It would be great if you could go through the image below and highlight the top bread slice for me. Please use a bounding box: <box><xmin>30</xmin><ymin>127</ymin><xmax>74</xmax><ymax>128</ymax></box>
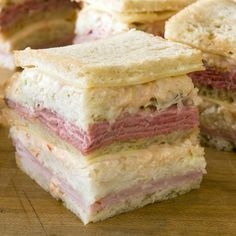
<box><xmin>165</xmin><ymin>0</ymin><xmax>236</xmax><ymax>64</ymax></box>
<box><xmin>81</xmin><ymin>0</ymin><xmax>195</xmax><ymax>13</ymax></box>
<box><xmin>14</xmin><ymin>30</ymin><xmax>203</xmax><ymax>88</ymax></box>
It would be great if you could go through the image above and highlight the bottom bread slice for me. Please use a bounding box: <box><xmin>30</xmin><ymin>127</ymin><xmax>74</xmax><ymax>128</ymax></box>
<box><xmin>16</xmin><ymin>145</ymin><xmax>204</xmax><ymax>225</ymax></box>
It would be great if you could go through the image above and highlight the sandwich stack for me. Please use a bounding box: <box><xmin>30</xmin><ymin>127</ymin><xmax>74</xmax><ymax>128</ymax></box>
<box><xmin>165</xmin><ymin>0</ymin><xmax>236</xmax><ymax>151</ymax></box>
<box><xmin>73</xmin><ymin>0</ymin><xmax>195</xmax><ymax>43</ymax></box>
<box><xmin>6</xmin><ymin>31</ymin><xmax>206</xmax><ymax>224</ymax></box>
<box><xmin>0</xmin><ymin>0</ymin><xmax>77</xmax><ymax>124</ymax></box>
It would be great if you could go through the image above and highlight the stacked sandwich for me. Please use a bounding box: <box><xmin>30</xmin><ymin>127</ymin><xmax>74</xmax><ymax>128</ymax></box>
<box><xmin>6</xmin><ymin>31</ymin><xmax>206</xmax><ymax>224</ymax></box>
<box><xmin>0</xmin><ymin>0</ymin><xmax>77</xmax><ymax>123</ymax></box>
<box><xmin>165</xmin><ymin>0</ymin><xmax>236</xmax><ymax>151</ymax></box>
<box><xmin>73</xmin><ymin>0</ymin><xmax>195</xmax><ymax>43</ymax></box>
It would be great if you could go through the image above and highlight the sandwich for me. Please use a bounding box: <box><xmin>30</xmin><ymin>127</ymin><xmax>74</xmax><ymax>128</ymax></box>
<box><xmin>0</xmin><ymin>0</ymin><xmax>78</xmax><ymax>124</ymax></box>
<box><xmin>6</xmin><ymin>31</ymin><xmax>206</xmax><ymax>224</ymax></box>
<box><xmin>73</xmin><ymin>0</ymin><xmax>195</xmax><ymax>43</ymax></box>
<box><xmin>165</xmin><ymin>0</ymin><xmax>236</xmax><ymax>151</ymax></box>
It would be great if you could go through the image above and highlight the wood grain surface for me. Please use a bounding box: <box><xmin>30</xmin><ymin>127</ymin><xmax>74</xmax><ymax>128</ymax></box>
<box><xmin>1</xmin><ymin>127</ymin><xmax>236</xmax><ymax>236</ymax></box>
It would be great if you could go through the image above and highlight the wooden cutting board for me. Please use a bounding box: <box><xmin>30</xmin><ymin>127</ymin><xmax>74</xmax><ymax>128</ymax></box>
<box><xmin>1</xmin><ymin>127</ymin><xmax>236</xmax><ymax>236</ymax></box>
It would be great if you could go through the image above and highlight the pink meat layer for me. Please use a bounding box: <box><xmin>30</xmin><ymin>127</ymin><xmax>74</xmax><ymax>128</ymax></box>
<box><xmin>7</xmin><ymin>99</ymin><xmax>199</xmax><ymax>155</ymax></box>
<box><xmin>15</xmin><ymin>138</ymin><xmax>203</xmax><ymax>214</ymax></box>
<box><xmin>201</xmin><ymin>125</ymin><xmax>236</xmax><ymax>144</ymax></box>
<box><xmin>7</xmin><ymin>100</ymin><xmax>199</xmax><ymax>154</ymax></box>
<box><xmin>0</xmin><ymin>0</ymin><xmax>76</xmax><ymax>30</ymax></box>
<box><xmin>189</xmin><ymin>64</ymin><xmax>236</xmax><ymax>91</ymax></box>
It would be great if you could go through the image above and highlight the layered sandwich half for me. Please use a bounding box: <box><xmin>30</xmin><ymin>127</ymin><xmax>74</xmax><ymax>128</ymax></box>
<box><xmin>6</xmin><ymin>31</ymin><xmax>206</xmax><ymax>224</ymax></box>
<box><xmin>0</xmin><ymin>0</ymin><xmax>78</xmax><ymax>124</ymax></box>
<box><xmin>73</xmin><ymin>0</ymin><xmax>195</xmax><ymax>43</ymax></box>
<box><xmin>165</xmin><ymin>0</ymin><xmax>236</xmax><ymax>151</ymax></box>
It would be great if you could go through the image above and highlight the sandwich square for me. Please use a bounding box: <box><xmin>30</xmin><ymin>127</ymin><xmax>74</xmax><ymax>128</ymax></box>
<box><xmin>73</xmin><ymin>0</ymin><xmax>196</xmax><ymax>42</ymax></box>
<box><xmin>6</xmin><ymin>31</ymin><xmax>206</xmax><ymax>224</ymax></box>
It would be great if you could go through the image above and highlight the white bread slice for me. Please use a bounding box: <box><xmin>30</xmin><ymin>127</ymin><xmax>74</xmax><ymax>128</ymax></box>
<box><xmin>81</xmin><ymin>5</ymin><xmax>176</xmax><ymax>24</ymax></box>
<box><xmin>165</xmin><ymin>0</ymin><xmax>236</xmax><ymax>64</ymax></box>
<box><xmin>14</xmin><ymin>31</ymin><xmax>203</xmax><ymax>88</ymax></box>
<box><xmin>80</xmin><ymin>0</ymin><xmax>195</xmax><ymax>13</ymax></box>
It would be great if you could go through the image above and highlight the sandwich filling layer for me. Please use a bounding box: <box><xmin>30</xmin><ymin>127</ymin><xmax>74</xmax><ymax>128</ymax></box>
<box><xmin>8</xmin><ymin>110</ymin><xmax>200</xmax><ymax>159</ymax></box>
<box><xmin>6</xmin><ymin>69</ymin><xmax>200</xmax><ymax>154</ymax></box>
<box><xmin>7</xmin><ymin>100</ymin><xmax>199</xmax><ymax>155</ymax></box>
<box><xmin>6</xmin><ymin>69</ymin><xmax>199</xmax><ymax>129</ymax></box>
<box><xmin>189</xmin><ymin>61</ymin><xmax>236</xmax><ymax>93</ymax></box>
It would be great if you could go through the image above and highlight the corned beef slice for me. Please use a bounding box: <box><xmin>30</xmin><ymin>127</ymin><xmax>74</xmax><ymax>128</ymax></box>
<box><xmin>201</xmin><ymin>125</ymin><xmax>236</xmax><ymax>144</ymax></box>
<box><xmin>189</xmin><ymin>64</ymin><xmax>236</xmax><ymax>91</ymax></box>
<box><xmin>7</xmin><ymin>99</ymin><xmax>198</xmax><ymax>155</ymax></box>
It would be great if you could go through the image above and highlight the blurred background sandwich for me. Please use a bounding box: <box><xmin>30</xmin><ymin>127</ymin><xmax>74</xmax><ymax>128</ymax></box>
<box><xmin>165</xmin><ymin>0</ymin><xmax>236</xmax><ymax>151</ymax></box>
<box><xmin>73</xmin><ymin>0</ymin><xmax>195</xmax><ymax>43</ymax></box>
<box><xmin>0</xmin><ymin>0</ymin><xmax>78</xmax><ymax>124</ymax></box>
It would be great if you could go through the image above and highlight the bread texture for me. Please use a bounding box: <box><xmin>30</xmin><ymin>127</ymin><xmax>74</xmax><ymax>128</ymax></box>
<box><xmin>82</xmin><ymin>0</ymin><xmax>195</xmax><ymax>13</ymax></box>
<box><xmin>14</xmin><ymin>31</ymin><xmax>203</xmax><ymax>88</ymax></box>
<box><xmin>165</xmin><ymin>0</ymin><xmax>236</xmax><ymax>64</ymax></box>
